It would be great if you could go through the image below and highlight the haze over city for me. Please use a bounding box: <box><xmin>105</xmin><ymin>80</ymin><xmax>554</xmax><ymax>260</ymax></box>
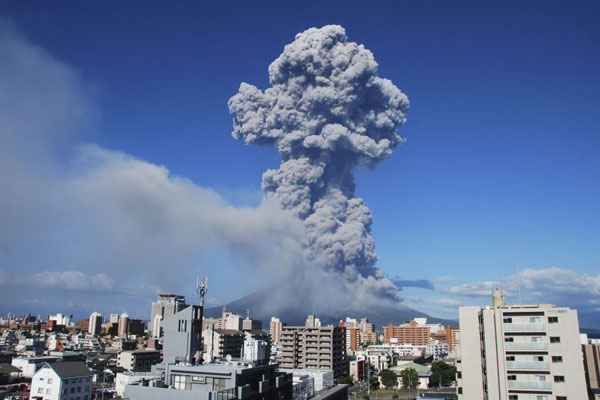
<box><xmin>1</xmin><ymin>1</ymin><xmax>599</xmax><ymax>328</ymax></box>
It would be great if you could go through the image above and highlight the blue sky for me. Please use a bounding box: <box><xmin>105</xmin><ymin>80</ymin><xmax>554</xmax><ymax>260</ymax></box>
<box><xmin>1</xmin><ymin>1</ymin><xmax>599</xmax><ymax>323</ymax></box>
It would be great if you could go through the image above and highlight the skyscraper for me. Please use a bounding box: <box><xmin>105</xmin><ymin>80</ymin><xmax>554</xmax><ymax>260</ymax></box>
<box><xmin>88</xmin><ymin>312</ymin><xmax>102</xmax><ymax>336</ymax></box>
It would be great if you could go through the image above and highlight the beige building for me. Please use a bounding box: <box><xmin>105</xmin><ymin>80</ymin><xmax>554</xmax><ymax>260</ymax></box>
<box><xmin>117</xmin><ymin>350</ymin><xmax>161</xmax><ymax>372</ymax></box>
<box><xmin>270</xmin><ymin>317</ymin><xmax>282</xmax><ymax>345</ymax></box>
<box><xmin>457</xmin><ymin>289</ymin><xmax>587</xmax><ymax>400</ymax></box>
<box><xmin>279</xmin><ymin>322</ymin><xmax>347</xmax><ymax>379</ymax></box>
<box><xmin>202</xmin><ymin>328</ymin><xmax>244</xmax><ymax>362</ymax></box>
<box><xmin>583</xmin><ymin>343</ymin><xmax>600</xmax><ymax>399</ymax></box>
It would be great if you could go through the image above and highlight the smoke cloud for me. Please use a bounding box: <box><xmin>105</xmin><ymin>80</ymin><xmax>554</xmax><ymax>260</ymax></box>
<box><xmin>229</xmin><ymin>25</ymin><xmax>409</xmax><ymax>302</ymax></box>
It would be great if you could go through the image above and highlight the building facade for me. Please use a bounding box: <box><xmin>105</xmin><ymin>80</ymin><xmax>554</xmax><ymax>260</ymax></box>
<box><xmin>271</xmin><ymin>317</ymin><xmax>283</xmax><ymax>345</ymax></box>
<box><xmin>150</xmin><ymin>294</ymin><xmax>187</xmax><ymax>338</ymax></box>
<box><xmin>583</xmin><ymin>343</ymin><xmax>600</xmax><ymax>400</ymax></box>
<box><xmin>383</xmin><ymin>321</ymin><xmax>431</xmax><ymax>346</ymax></box>
<box><xmin>457</xmin><ymin>290</ymin><xmax>587</xmax><ymax>400</ymax></box>
<box><xmin>279</xmin><ymin>324</ymin><xmax>347</xmax><ymax>379</ymax></box>
<box><xmin>87</xmin><ymin>313</ymin><xmax>102</xmax><ymax>336</ymax></box>
<box><xmin>29</xmin><ymin>361</ymin><xmax>91</xmax><ymax>400</ymax></box>
<box><xmin>117</xmin><ymin>350</ymin><xmax>161</xmax><ymax>372</ymax></box>
<box><xmin>163</xmin><ymin>305</ymin><xmax>204</xmax><ymax>365</ymax></box>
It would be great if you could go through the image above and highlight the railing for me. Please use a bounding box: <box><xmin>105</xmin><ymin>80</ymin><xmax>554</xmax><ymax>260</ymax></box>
<box><xmin>504</xmin><ymin>323</ymin><xmax>546</xmax><ymax>332</ymax></box>
<box><xmin>506</xmin><ymin>361</ymin><xmax>549</xmax><ymax>370</ymax></box>
<box><xmin>507</xmin><ymin>380</ymin><xmax>552</xmax><ymax>391</ymax></box>
<box><xmin>504</xmin><ymin>342</ymin><xmax>547</xmax><ymax>351</ymax></box>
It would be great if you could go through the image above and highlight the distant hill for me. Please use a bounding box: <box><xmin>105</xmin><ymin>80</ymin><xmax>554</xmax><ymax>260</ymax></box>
<box><xmin>205</xmin><ymin>285</ymin><xmax>454</xmax><ymax>328</ymax></box>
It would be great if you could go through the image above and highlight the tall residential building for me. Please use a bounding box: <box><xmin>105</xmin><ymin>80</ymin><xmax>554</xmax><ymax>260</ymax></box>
<box><xmin>341</xmin><ymin>318</ymin><xmax>360</xmax><ymax>354</ymax></box>
<box><xmin>270</xmin><ymin>317</ymin><xmax>283</xmax><ymax>345</ymax></box>
<box><xmin>279</xmin><ymin>323</ymin><xmax>347</xmax><ymax>378</ymax></box>
<box><xmin>456</xmin><ymin>289</ymin><xmax>587</xmax><ymax>400</ymax></box>
<box><xmin>88</xmin><ymin>312</ymin><xmax>102</xmax><ymax>336</ymax></box>
<box><xmin>383</xmin><ymin>320</ymin><xmax>431</xmax><ymax>345</ymax></box>
<box><xmin>149</xmin><ymin>294</ymin><xmax>186</xmax><ymax>338</ymax></box>
<box><xmin>583</xmin><ymin>343</ymin><xmax>600</xmax><ymax>399</ymax></box>
<box><xmin>118</xmin><ymin>313</ymin><xmax>129</xmax><ymax>337</ymax></box>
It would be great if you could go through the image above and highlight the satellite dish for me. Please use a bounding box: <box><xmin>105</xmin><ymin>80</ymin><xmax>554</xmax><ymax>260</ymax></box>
<box><xmin>226</xmin><ymin>354</ymin><xmax>232</xmax><ymax>362</ymax></box>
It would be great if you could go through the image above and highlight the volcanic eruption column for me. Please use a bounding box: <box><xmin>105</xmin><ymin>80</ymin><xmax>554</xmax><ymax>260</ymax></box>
<box><xmin>228</xmin><ymin>25</ymin><xmax>409</xmax><ymax>298</ymax></box>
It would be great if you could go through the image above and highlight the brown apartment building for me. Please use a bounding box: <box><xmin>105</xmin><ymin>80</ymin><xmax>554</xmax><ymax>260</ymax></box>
<box><xmin>583</xmin><ymin>343</ymin><xmax>600</xmax><ymax>400</ymax></box>
<box><xmin>383</xmin><ymin>321</ymin><xmax>430</xmax><ymax>345</ymax></box>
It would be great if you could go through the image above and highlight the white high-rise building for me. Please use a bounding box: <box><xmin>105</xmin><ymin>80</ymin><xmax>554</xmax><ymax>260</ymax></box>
<box><xmin>457</xmin><ymin>289</ymin><xmax>587</xmax><ymax>400</ymax></box>
<box><xmin>88</xmin><ymin>312</ymin><xmax>102</xmax><ymax>336</ymax></box>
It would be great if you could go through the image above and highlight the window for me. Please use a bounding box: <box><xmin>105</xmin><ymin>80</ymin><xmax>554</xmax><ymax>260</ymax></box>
<box><xmin>554</xmin><ymin>375</ymin><xmax>565</xmax><ymax>383</ymax></box>
<box><xmin>457</xmin><ymin>387</ymin><xmax>462</xmax><ymax>394</ymax></box>
<box><xmin>503</xmin><ymin>317</ymin><xmax>512</xmax><ymax>323</ymax></box>
<box><xmin>457</xmin><ymin>372</ymin><xmax>462</xmax><ymax>378</ymax></box>
<box><xmin>556</xmin><ymin>397</ymin><xmax>567</xmax><ymax>400</ymax></box>
<box><xmin>47</xmin><ymin>378</ymin><xmax>53</xmax><ymax>384</ymax></box>
<box><xmin>552</xmin><ymin>356</ymin><xmax>563</xmax><ymax>362</ymax></box>
<box><xmin>550</xmin><ymin>336</ymin><xmax>560</xmax><ymax>343</ymax></box>
<box><xmin>71</xmin><ymin>387</ymin><xmax>76</xmax><ymax>393</ymax></box>
<box><xmin>505</xmin><ymin>337</ymin><xmax>514</xmax><ymax>342</ymax></box>
<box><xmin>536</xmin><ymin>356</ymin><xmax>544</xmax><ymax>362</ymax></box>
<box><xmin>46</xmin><ymin>388</ymin><xmax>51</xmax><ymax>394</ymax></box>
<box><xmin>507</xmin><ymin>375</ymin><xmax>516</xmax><ymax>380</ymax></box>
<box><xmin>37</xmin><ymin>388</ymin><xmax>43</xmax><ymax>394</ymax></box>
<box><xmin>506</xmin><ymin>355</ymin><xmax>515</xmax><ymax>361</ymax></box>
<box><xmin>509</xmin><ymin>396</ymin><xmax>518</xmax><ymax>400</ymax></box>
<box><xmin>548</xmin><ymin>316</ymin><xmax>558</xmax><ymax>323</ymax></box>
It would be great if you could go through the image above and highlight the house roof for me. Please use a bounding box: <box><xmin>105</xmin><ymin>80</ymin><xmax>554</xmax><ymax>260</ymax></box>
<box><xmin>47</xmin><ymin>362</ymin><xmax>91</xmax><ymax>378</ymax></box>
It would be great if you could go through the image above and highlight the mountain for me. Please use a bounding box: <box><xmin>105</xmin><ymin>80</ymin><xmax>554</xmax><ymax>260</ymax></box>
<box><xmin>205</xmin><ymin>285</ymin><xmax>454</xmax><ymax>327</ymax></box>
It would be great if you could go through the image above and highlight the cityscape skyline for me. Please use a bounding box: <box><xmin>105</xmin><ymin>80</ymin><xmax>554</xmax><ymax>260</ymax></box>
<box><xmin>1</xmin><ymin>2</ymin><xmax>599</xmax><ymax>325</ymax></box>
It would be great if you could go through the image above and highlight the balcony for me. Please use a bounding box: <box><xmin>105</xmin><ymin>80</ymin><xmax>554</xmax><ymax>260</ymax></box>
<box><xmin>507</xmin><ymin>380</ymin><xmax>552</xmax><ymax>391</ymax></box>
<box><xmin>504</xmin><ymin>323</ymin><xmax>546</xmax><ymax>333</ymax></box>
<box><xmin>506</xmin><ymin>361</ymin><xmax>549</xmax><ymax>370</ymax></box>
<box><xmin>504</xmin><ymin>342</ymin><xmax>547</xmax><ymax>351</ymax></box>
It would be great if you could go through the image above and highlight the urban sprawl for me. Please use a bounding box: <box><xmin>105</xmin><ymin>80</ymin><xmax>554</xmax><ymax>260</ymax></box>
<box><xmin>1</xmin><ymin>289</ymin><xmax>599</xmax><ymax>400</ymax></box>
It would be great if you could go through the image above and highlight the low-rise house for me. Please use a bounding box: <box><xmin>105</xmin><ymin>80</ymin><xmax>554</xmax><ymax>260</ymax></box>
<box><xmin>29</xmin><ymin>361</ymin><xmax>92</xmax><ymax>400</ymax></box>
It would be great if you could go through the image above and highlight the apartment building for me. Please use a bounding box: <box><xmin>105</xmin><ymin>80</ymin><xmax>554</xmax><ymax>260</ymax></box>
<box><xmin>117</xmin><ymin>350</ymin><xmax>161</xmax><ymax>372</ymax></box>
<box><xmin>457</xmin><ymin>289</ymin><xmax>587</xmax><ymax>400</ymax></box>
<box><xmin>270</xmin><ymin>317</ymin><xmax>283</xmax><ymax>345</ymax></box>
<box><xmin>383</xmin><ymin>320</ymin><xmax>431</xmax><ymax>346</ymax></box>
<box><xmin>583</xmin><ymin>343</ymin><xmax>600</xmax><ymax>399</ymax></box>
<box><xmin>279</xmin><ymin>324</ymin><xmax>347</xmax><ymax>379</ymax></box>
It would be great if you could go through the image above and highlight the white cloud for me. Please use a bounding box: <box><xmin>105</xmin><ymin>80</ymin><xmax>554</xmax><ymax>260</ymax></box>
<box><xmin>446</xmin><ymin>267</ymin><xmax>600</xmax><ymax>311</ymax></box>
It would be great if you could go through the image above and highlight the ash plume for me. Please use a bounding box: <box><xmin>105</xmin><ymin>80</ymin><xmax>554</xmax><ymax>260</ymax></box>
<box><xmin>228</xmin><ymin>25</ymin><xmax>409</xmax><ymax>303</ymax></box>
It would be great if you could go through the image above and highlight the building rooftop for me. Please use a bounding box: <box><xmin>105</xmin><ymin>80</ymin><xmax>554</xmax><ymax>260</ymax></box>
<box><xmin>48</xmin><ymin>361</ymin><xmax>91</xmax><ymax>378</ymax></box>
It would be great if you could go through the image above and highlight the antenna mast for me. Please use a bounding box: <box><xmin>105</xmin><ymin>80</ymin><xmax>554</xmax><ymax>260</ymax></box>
<box><xmin>196</xmin><ymin>276</ymin><xmax>208</xmax><ymax>307</ymax></box>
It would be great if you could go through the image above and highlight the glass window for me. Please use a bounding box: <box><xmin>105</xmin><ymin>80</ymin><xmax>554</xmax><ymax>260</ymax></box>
<box><xmin>554</xmin><ymin>376</ymin><xmax>565</xmax><ymax>383</ymax></box>
<box><xmin>550</xmin><ymin>337</ymin><xmax>560</xmax><ymax>343</ymax></box>
<box><xmin>47</xmin><ymin>378</ymin><xmax>53</xmax><ymax>384</ymax></box>
<box><xmin>552</xmin><ymin>356</ymin><xmax>563</xmax><ymax>362</ymax></box>
<box><xmin>548</xmin><ymin>316</ymin><xmax>558</xmax><ymax>323</ymax></box>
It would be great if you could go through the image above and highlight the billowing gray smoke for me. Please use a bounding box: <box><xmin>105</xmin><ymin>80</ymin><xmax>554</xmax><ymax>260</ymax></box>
<box><xmin>228</xmin><ymin>25</ymin><xmax>409</xmax><ymax>303</ymax></box>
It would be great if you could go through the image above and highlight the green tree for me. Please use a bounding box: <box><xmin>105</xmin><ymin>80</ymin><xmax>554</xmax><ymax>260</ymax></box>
<box><xmin>399</xmin><ymin>368</ymin><xmax>418</xmax><ymax>390</ymax></box>
<box><xmin>379</xmin><ymin>369</ymin><xmax>398</xmax><ymax>389</ymax></box>
<box><xmin>429</xmin><ymin>361</ymin><xmax>457</xmax><ymax>387</ymax></box>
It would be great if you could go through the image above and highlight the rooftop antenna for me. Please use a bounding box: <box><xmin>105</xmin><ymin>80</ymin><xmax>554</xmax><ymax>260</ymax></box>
<box><xmin>515</xmin><ymin>266</ymin><xmax>522</xmax><ymax>305</ymax></box>
<box><xmin>196</xmin><ymin>276</ymin><xmax>208</xmax><ymax>307</ymax></box>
